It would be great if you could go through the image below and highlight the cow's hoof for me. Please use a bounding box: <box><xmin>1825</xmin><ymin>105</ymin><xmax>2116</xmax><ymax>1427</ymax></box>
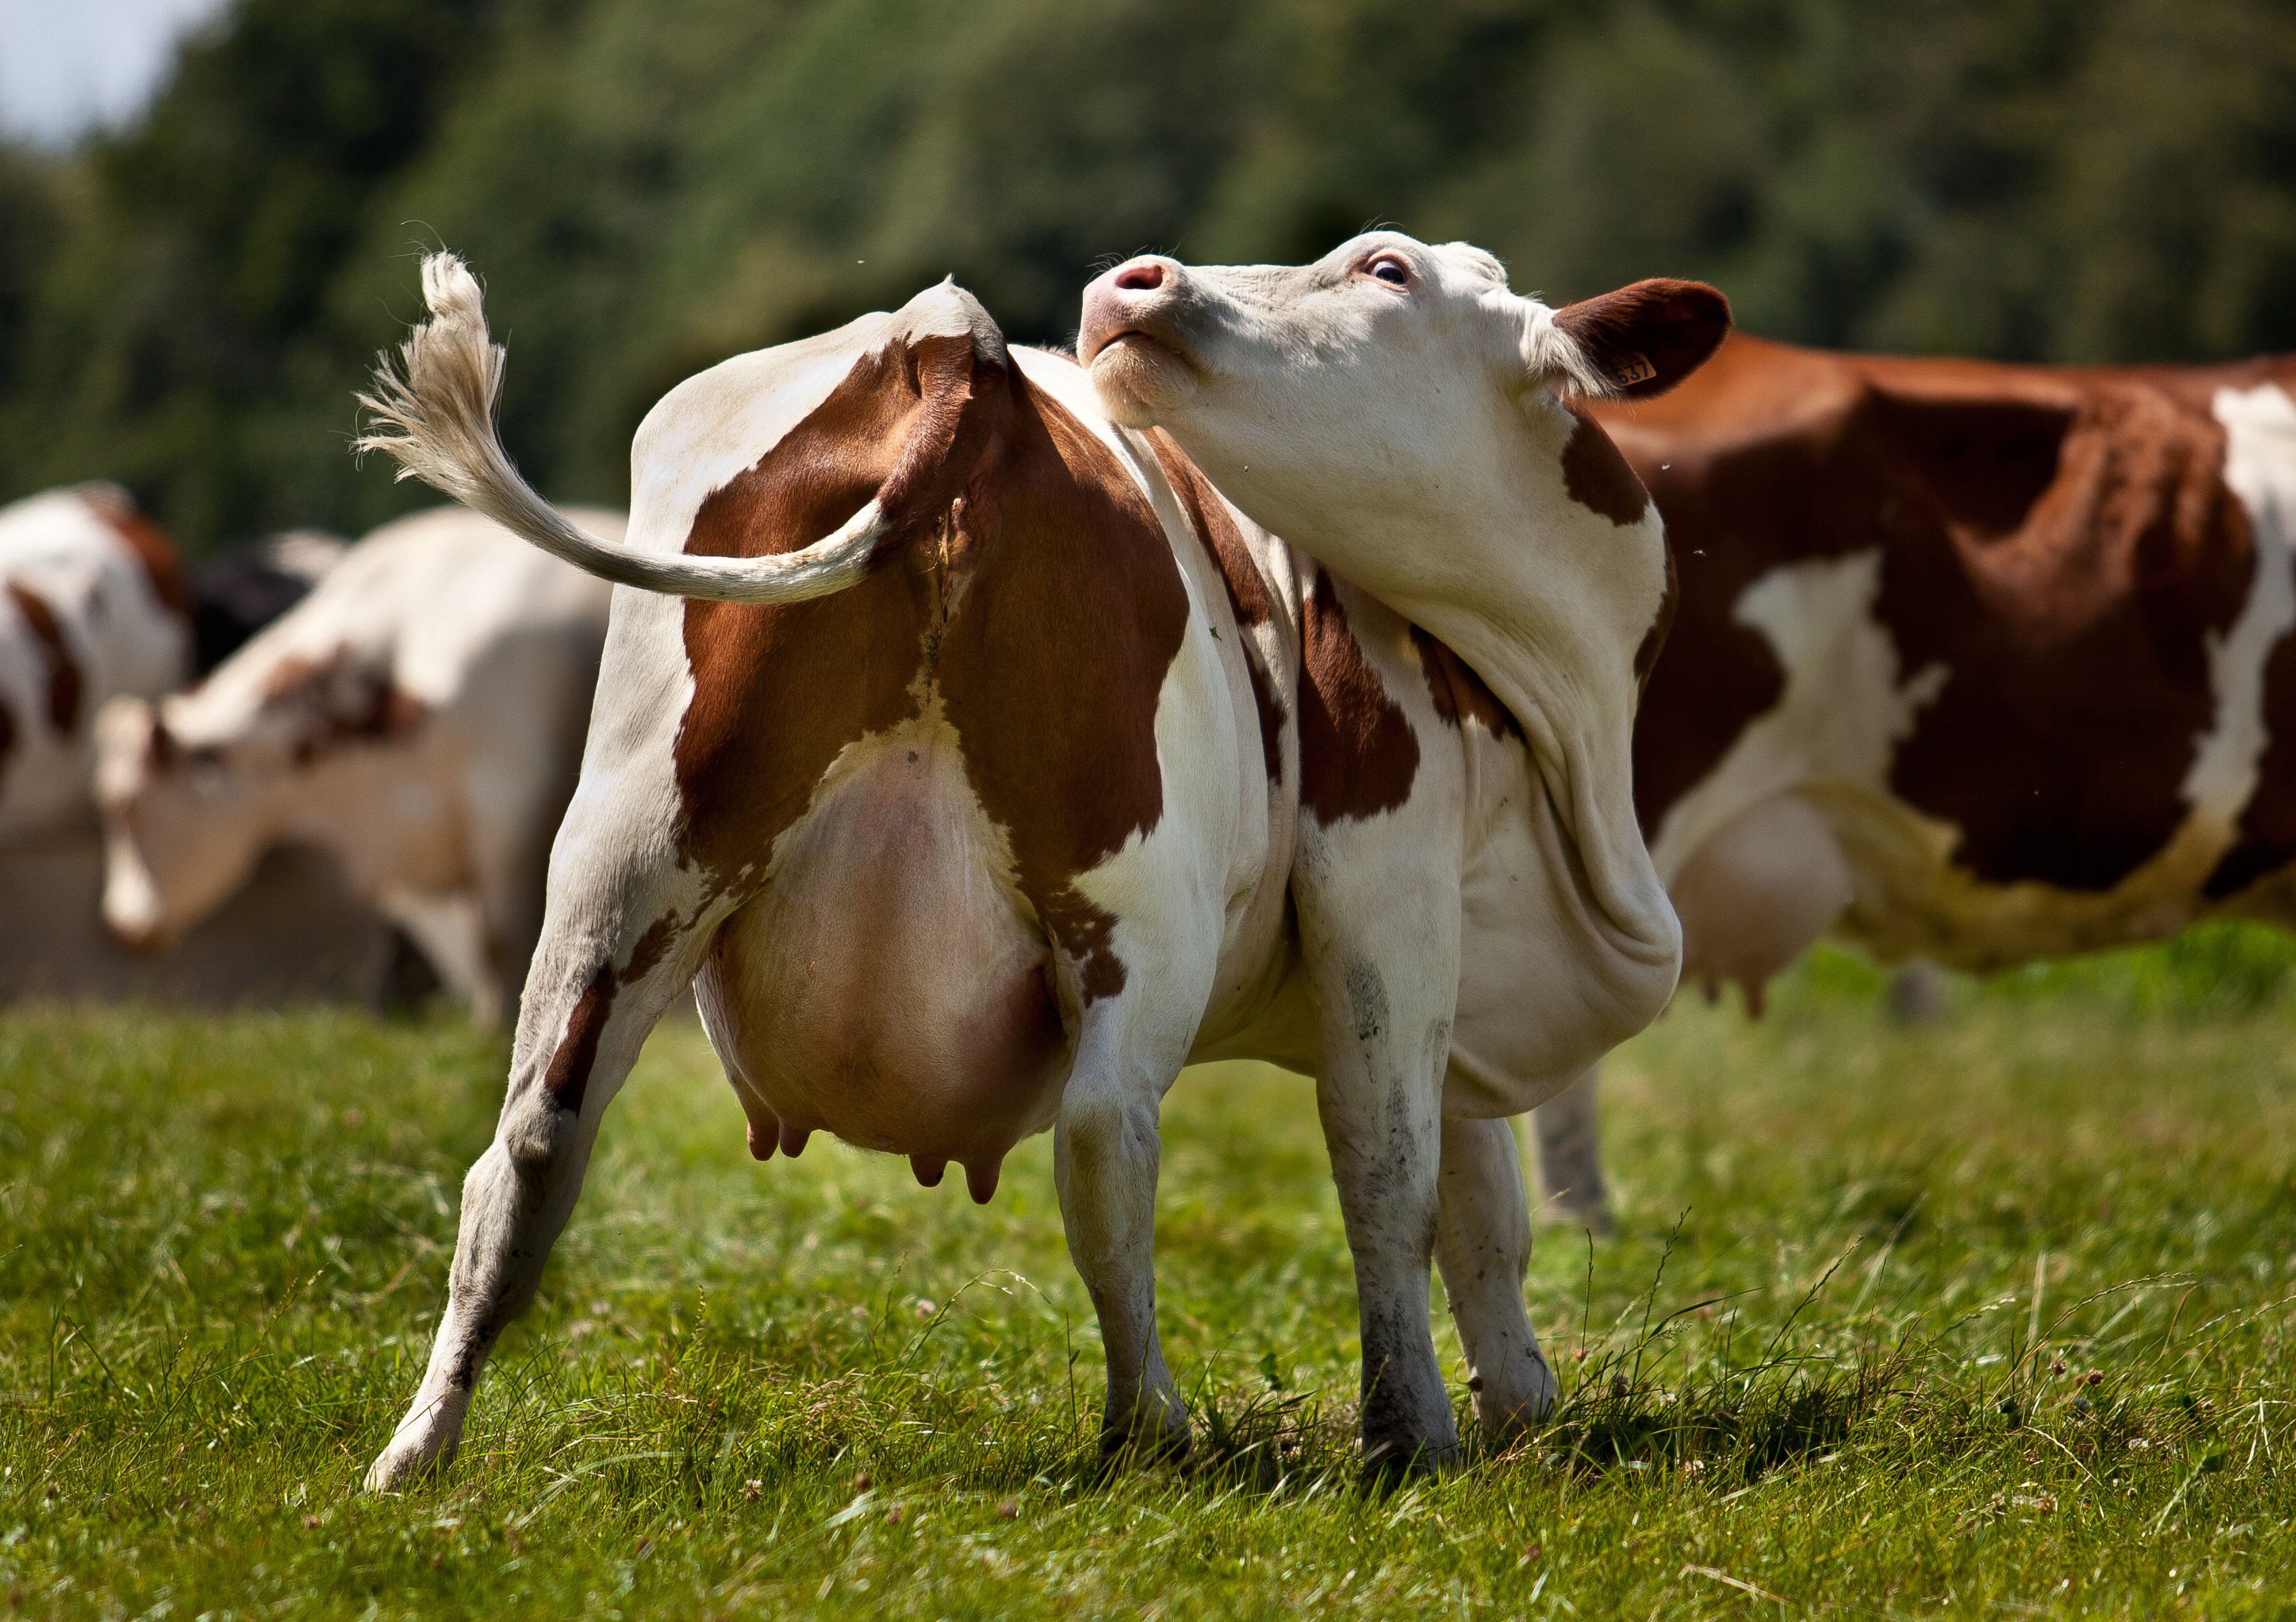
<box><xmin>1472</xmin><ymin>1355</ymin><xmax>1560</xmax><ymax>1442</ymax></box>
<box><xmin>363</xmin><ymin>1435</ymin><xmax>454</xmax><ymax>1494</ymax></box>
<box><xmin>1359</xmin><ymin>1431</ymin><xmax>1464</xmax><ymax>1487</ymax></box>
<box><xmin>1098</xmin><ymin>1404</ymin><xmax>1192</xmax><ymax>1469</ymax></box>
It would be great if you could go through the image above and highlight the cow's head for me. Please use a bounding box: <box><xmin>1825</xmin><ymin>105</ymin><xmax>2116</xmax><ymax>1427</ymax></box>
<box><xmin>93</xmin><ymin>696</ymin><xmax>271</xmax><ymax>951</ymax></box>
<box><xmin>93</xmin><ymin>648</ymin><xmax>424</xmax><ymax>950</ymax></box>
<box><xmin>1079</xmin><ymin>231</ymin><xmax>1728</xmax><ymax>616</ymax></box>
<box><xmin>1084</xmin><ymin>231</ymin><xmax>1728</xmax><ymax>997</ymax></box>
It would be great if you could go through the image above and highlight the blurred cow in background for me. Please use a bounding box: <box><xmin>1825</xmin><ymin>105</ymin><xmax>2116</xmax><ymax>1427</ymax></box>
<box><xmin>0</xmin><ymin>484</ymin><xmax>193</xmax><ymax>842</ymax></box>
<box><xmin>95</xmin><ymin>504</ymin><xmax>618</xmax><ymax>1024</ymax></box>
<box><xmin>1531</xmin><ymin>336</ymin><xmax>2296</xmax><ymax>1225</ymax></box>
<box><xmin>191</xmin><ymin>530</ymin><xmax>348</xmax><ymax>674</ymax></box>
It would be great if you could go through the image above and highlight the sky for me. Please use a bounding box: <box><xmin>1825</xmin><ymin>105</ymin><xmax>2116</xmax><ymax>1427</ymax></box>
<box><xmin>0</xmin><ymin>0</ymin><xmax>229</xmax><ymax>144</ymax></box>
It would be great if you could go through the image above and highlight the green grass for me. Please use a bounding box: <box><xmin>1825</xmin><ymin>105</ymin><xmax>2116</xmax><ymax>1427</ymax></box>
<box><xmin>5</xmin><ymin>931</ymin><xmax>2296</xmax><ymax>1617</ymax></box>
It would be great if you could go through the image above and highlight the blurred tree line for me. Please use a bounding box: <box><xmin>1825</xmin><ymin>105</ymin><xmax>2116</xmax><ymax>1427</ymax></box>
<box><xmin>0</xmin><ymin>0</ymin><xmax>2290</xmax><ymax>556</ymax></box>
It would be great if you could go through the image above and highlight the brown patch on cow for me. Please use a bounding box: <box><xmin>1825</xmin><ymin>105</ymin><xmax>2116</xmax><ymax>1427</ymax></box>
<box><xmin>540</xmin><ymin>910</ymin><xmax>690</xmax><ymax>1115</ymax></box>
<box><xmin>80</xmin><ymin>487</ymin><xmax>194</xmax><ymax>618</ymax></box>
<box><xmin>1298</xmin><ymin>569</ymin><xmax>1418</xmax><ymax>823</ymax></box>
<box><xmin>674</xmin><ymin>325</ymin><xmax>1189</xmax><ymax>1004</ymax></box>
<box><xmin>0</xmin><ymin>697</ymin><xmax>15</xmax><ymax>792</ymax></box>
<box><xmin>257</xmin><ymin>648</ymin><xmax>428</xmax><ymax>764</ymax></box>
<box><xmin>937</xmin><ymin>385</ymin><xmax>1191</xmax><ymax>1003</ymax></box>
<box><xmin>7</xmin><ymin>583</ymin><xmax>82</xmax><ymax>732</ymax></box>
<box><xmin>1144</xmin><ymin>428</ymin><xmax>1286</xmax><ymax>784</ymax></box>
<box><xmin>1877</xmin><ymin>381</ymin><xmax>2249</xmax><ymax>890</ymax></box>
<box><xmin>1409</xmin><ymin>625</ymin><xmax>1521</xmax><ymax>740</ymax></box>
<box><xmin>1605</xmin><ymin>334</ymin><xmax>2255</xmax><ymax>891</ymax></box>
<box><xmin>1560</xmin><ymin>405</ymin><xmax>1650</xmax><ymax>527</ymax></box>
<box><xmin>1144</xmin><ymin>430</ymin><xmax>1271</xmax><ymax>625</ymax></box>
<box><xmin>542</xmin><ymin>963</ymin><xmax>616</xmax><ymax>1113</ymax></box>
<box><xmin>620</xmin><ymin>908</ymin><xmax>684</xmax><ymax>988</ymax></box>
<box><xmin>673</xmin><ymin>339</ymin><xmax>955</xmax><ymax>891</ymax></box>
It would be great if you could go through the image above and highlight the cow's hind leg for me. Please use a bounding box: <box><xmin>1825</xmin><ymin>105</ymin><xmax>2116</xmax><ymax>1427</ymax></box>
<box><xmin>1055</xmin><ymin>979</ymin><xmax>1208</xmax><ymax>1462</ymax></box>
<box><xmin>364</xmin><ymin>849</ymin><xmax>716</xmax><ymax>1491</ymax></box>
<box><xmin>1531</xmin><ymin>1068</ymin><xmax>1612</xmax><ymax>1233</ymax></box>
<box><xmin>1436</xmin><ymin>1114</ymin><xmax>1559</xmax><ymax>1440</ymax></box>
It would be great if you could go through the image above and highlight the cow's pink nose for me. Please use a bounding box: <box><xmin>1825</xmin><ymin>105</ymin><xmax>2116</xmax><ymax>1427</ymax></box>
<box><xmin>1114</xmin><ymin>260</ymin><xmax>1166</xmax><ymax>291</ymax></box>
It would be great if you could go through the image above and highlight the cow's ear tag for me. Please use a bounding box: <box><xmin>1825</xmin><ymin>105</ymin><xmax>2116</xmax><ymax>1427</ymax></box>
<box><xmin>1612</xmin><ymin>351</ymin><xmax>1657</xmax><ymax>387</ymax></box>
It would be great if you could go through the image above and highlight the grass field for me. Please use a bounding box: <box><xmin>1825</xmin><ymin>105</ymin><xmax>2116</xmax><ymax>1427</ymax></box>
<box><xmin>4</xmin><ymin>932</ymin><xmax>2296</xmax><ymax>1618</ymax></box>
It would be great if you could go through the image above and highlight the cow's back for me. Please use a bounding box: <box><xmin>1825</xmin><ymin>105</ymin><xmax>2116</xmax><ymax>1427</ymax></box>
<box><xmin>191</xmin><ymin>505</ymin><xmax>617</xmax><ymax>738</ymax></box>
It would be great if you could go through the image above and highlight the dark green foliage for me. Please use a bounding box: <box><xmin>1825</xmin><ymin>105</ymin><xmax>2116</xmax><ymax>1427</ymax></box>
<box><xmin>2</xmin><ymin>0</ymin><xmax>2293</xmax><ymax>553</ymax></box>
<box><xmin>0</xmin><ymin>0</ymin><xmax>502</xmax><ymax>549</ymax></box>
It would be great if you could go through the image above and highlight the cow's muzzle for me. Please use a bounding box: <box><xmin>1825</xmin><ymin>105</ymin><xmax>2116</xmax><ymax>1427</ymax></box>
<box><xmin>1079</xmin><ymin>256</ymin><xmax>1197</xmax><ymax>367</ymax></box>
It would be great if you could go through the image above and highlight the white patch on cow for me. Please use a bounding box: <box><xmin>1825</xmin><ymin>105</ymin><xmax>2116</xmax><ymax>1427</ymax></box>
<box><xmin>1648</xmin><ymin>549</ymin><xmax>1944</xmax><ymax>886</ymax></box>
<box><xmin>2193</xmin><ymin>384</ymin><xmax>2296</xmax><ymax>838</ymax></box>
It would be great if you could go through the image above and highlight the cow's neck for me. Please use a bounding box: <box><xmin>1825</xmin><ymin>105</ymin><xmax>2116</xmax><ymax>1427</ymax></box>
<box><xmin>1296</xmin><ymin>390</ymin><xmax>1680</xmax><ymax>973</ymax></box>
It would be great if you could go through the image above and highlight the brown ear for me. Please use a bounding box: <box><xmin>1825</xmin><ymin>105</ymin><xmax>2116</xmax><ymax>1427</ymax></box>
<box><xmin>1553</xmin><ymin>279</ymin><xmax>1731</xmax><ymax>399</ymax></box>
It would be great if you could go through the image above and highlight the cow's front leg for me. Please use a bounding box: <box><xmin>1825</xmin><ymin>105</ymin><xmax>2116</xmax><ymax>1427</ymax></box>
<box><xmin>365</xmin><ymin>876</ymin><xmax>712</xmax><ymax>1491</ymax></box>
<box><xmin>1054</xmin><ymin>1003</ymin><xmax>1193</xmax><ymax>1460</ymax></box>
<box><xmin>1436</xmin><ymin>1114</ymin><xmax>1557</xmax><ymax>1439</ymax></box>
<box><xmin>1296</xmin><ymin>828</ymin><xmax>1464</xmax><ymax>1475</ymax></box>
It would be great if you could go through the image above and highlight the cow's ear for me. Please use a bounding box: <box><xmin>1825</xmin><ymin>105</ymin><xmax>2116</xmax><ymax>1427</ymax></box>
<box><xmin>1551</xmin><ymin>279</ymin><xmax>1731</xmax><ymax>399</ymax></box>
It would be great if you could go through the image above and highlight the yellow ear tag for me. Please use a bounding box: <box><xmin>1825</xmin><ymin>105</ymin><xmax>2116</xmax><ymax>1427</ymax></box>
<box><xmin>1614</xmin><ymin>351</ymin><xmax>1657</xmax><ymax>386</ymax></box>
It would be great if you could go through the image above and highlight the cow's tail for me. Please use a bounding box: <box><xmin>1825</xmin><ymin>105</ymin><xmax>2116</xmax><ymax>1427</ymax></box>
<box><xmin>356</xmin><ymin>253</ymin><xmax>885</xmax><ymax>604</ymax></box>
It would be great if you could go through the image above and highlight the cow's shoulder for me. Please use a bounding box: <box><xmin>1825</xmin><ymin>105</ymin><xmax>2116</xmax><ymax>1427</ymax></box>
<box><xmin>1135</xmin><ymin>425</ymin><xmax>1292</xmax><ymax>788</ymax></box>
<box><xmin>1297</xmin><ymin>568</ymin><xmax>1420</xmax><ymax>825</ymax></box>
<box><xmin>936</xmin><ymin>352</ymin><xmax>1195</xmax><ymax>997</ymax></box>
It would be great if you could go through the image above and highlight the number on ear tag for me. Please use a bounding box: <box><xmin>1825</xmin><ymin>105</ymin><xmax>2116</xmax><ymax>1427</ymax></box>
<box><xmin>1613</xmin><ymin>351</ymin><xmax>1657</xmax><ymax>386</ymax></box>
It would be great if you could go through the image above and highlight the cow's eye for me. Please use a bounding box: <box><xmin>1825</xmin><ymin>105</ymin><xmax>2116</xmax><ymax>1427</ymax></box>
<box><xmin>1367</xmin><ymin>256</ymin><xmax>1411</xmax><ymax>286</ymax></box>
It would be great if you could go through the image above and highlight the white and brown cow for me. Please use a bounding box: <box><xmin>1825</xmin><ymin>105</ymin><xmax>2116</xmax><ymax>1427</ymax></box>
<box><xmin>94</xmin><ymin>504</ymin><xmax>618</xmax><ymax>1024</ymax></box>
<box><xmin>348</xmin><ymin>241</ymin><xmax>1719</xmax><ymax>1489</ymax></box>
<box><xmin>1526</xmin><ymin>333</ymin><xmax>2296</xmax><ymax>1222</ymax></box>
<box><xmin>0</xmin><ymin>483</ymin><xmax>192</xmax><ymax>841</ymax></box>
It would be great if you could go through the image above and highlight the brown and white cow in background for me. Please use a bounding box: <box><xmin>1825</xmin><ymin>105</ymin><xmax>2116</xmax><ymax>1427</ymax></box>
<box><xmin>347</xmin><ymin>240</ymin><xmax>1720</xmax><ymax>1489</ymax></box>
<box><xmin>1526</xmin><ymin>334</ymin><xmax>2296</xmax><ymax>1224</ymax></box>
<box><xmin>0</xmin><ymin>483</ymin><xmax>192</xmax><ymax>841</ymax></box>
<box><xmin>94</xmin><ymin>504</ymin><xmax>618</xmax><ymax>1024</ymax></box>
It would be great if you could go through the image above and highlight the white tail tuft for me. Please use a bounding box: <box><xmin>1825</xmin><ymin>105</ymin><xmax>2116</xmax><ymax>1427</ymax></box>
<box><xmin>356</xmin><ymin>252</ymin><xmax>889</xmax><ymax>604</ymax></box>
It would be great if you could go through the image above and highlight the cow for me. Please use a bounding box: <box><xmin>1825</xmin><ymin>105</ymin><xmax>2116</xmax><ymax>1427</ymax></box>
<box><xmin>346</xmin><ymin>240</ymin><xmax>1720</xmax><ymax>1491</ymax></box>
<box><xmin>0</xmin><ymin>483</ymin><xmax>193</xmax><ymax>842</ymax></box>
<box><xmin>1523</xmin><ymin>333</ymin><xmax>2296</xmax><ymax>1224</ymax></box>
<box><xmin>93</xmin><ymin>504</ymin><xmax>619</xmax><ymax>1026</ymax></box>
